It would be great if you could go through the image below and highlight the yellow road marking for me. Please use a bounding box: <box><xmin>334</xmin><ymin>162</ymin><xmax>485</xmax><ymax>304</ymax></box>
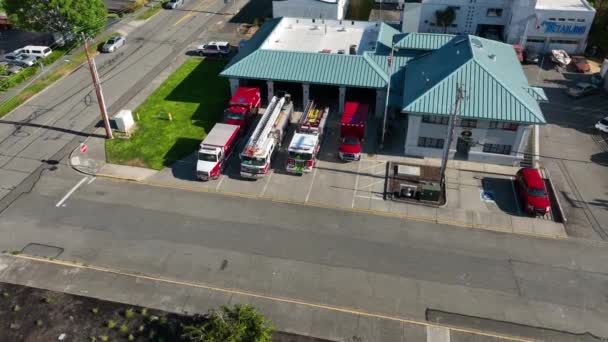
<box><xmin>8</xmin><ymin>253</ymin><xmax>535</xmax><ymax>342</ymax></box>
<box><xmin>174</xmin><ymin>0</ymin><xmax>208</xmax><ymax>26</ymax></box>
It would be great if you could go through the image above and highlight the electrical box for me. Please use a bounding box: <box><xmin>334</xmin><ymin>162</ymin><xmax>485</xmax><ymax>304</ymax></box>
<box><xmin>114</xmin><ymin>109</ymin><xmax>135</xmax><ymax>133</ymax></box>
<box><xmin>419</xmin><ymin>183</ymin><xmax>441</xmax><ymax>202</ymax></box>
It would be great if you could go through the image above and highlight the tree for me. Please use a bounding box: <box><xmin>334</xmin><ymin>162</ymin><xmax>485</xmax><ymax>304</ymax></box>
<box><xmin>3</xmin><ymin>0</ymin><xmax>107</xmax><ymax>37</ymax></box>
<box><xmin>434</xmin><ymin>7</ymin><xmax>456</xmax><ymax>33</ymax></box>
<box><xmin>182</xmin><ymin>304</ymin><xmax>273</xmax><ymax>342</ymax></box>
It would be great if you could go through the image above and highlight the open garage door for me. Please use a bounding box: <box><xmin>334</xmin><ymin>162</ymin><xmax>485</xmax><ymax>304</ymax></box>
<box><xmin>547</xmin><ymin>39</ymin><xmax>579</xmax><ymax>54</ymax></box>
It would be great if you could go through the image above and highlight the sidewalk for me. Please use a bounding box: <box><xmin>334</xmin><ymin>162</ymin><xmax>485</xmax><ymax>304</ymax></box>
<box><xmin>0</xmin><ymin>253</ymin><xmax>536</xmax><ymax>342</ymax></box>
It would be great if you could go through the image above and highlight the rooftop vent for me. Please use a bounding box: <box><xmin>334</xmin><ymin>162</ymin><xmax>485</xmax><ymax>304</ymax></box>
<box><xmin>471</xmin><ymin>38</ymin><xmax>483</xmax><ymax>48</ymax></box>
<box><xmin>488</xmin><ymin>53</ymin><xmax>496</xmax><ymax>60</ymax></box>
<box><xmin>337</xmin><ymin>26</ymin><xmax>346</xmax><ymax>32</ymax></box>
<box><xmin>349</xmin><ymin>44</ymin><xmax>357</xmax><ymax>55</ymax></box>
<box><xmin>337</xmin><ymin>49</ymin><xmax>345</xmax><ymax>54</ymax></box>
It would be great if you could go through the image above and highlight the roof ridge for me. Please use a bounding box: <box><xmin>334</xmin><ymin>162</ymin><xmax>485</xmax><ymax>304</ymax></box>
<box><xmin>471</xmin><ymin>57</ymin><xmax>544</xmax><ymax>123</ymax></box>
<box><xmin>362</xmin><ymin>51</ymin><xmax>389</xmax><ymax>83</ymax></box>
<box><xmin>403</xmin><ymin>59</ymin><xmax>472</xmax><ymax>114</ymax></box>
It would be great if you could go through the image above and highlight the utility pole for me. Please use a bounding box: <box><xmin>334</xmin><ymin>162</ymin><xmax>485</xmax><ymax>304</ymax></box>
<box><xmin>380</xmin><ymin>41</ymin><xmax>395</xmax><ymax>150</ymax></box>
<box><xmin>82</xmin><ymin>33</ymin><xmax>113</xmax><ymax>139</ymax></box>
<box><xmin>439</xmin><ymin>84</ymin><xmax>465</xmax><ymax>188</ymax></box>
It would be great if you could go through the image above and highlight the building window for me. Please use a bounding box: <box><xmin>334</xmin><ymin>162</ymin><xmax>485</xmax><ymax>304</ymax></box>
<box><xmin>459</xmin><ymin>119</ymin><xmax>477</xmax><ymax>128</ymax></box>
<box><xmin>567</xmin><ymin>18</ymin><xmax>575</xmax><ymax>22</ymax></box>
<box><xmin>422</xmin><ymin>115</ymin><xmax>449</xmax><ymax>125</ymax></box>
<box><xmin>548</xmin><ymin>17</ymin><xmax>556</xmax><ymax>21</ymax></box>
<box><xmin>577</xmin><ymin>19</ymin><xmax>585</xmax><ymax>22</ymax></box>
<box><xmin>418</xmin><ymin>137</ymin><xmax>445</xmax><ymax>149</ymax></box>
<box><xmin>527</xmin><ymin>38</ymin><xmax>544</xmax><ymax>43</ymax></box>
<box><xmin>483</xmin><ymin>143</ymin><xmax>512</xmax><ymax>155</ymax></box>
<box><xmin>486</xmin><ymin>8</ymin><xmax>503</xmax><ymax>17</ymax></box>
<box><xmin>489</xmin><ymin>121</ymin><xmax>519</xmax><ymax>131</ymax></box>
<box><xmin>558</xmin><ymin>18</ymin><xmax>565</xmax><ymax>21</ymax></box>
<box><xmin>550</xmin><ymin>39</ymin><xmax>578</xmax><ymax>44</ymax></box>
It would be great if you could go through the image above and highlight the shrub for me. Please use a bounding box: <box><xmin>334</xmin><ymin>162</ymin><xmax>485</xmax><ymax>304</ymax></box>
<box><xmin>125</xmin><ymin>308</ymin><xmax>135</xmax><ymax>319</ymax></box>
<box><xmin>181</xmin><ymin>304</ymin><xmax>273</xmax><ymax>342</ymax></box>
<box><xmin>119</xmin><ymin>324</ymin><xmax>129</xmax><ymax>334</ymax></box>
<box><xmin>106</xmin><ymin>319</ymin><xmax>117</xmax><ymax>328</ymax></box>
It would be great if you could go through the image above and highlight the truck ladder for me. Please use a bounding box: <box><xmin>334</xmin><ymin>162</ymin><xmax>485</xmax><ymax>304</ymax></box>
<box><xmin>244</xmin><ymin>96</ymin><xmax>285</xmax><ymax>156</ymax></box>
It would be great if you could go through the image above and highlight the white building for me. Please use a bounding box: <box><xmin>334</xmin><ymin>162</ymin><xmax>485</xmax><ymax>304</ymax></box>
<box><xmin>402</xmin><ymin>0</ymin><xmax>596</xmax><ymax>54</ymax></box>
<box><xmin>273</xmin><ymin>0</ymin><xmax>349</xmax><ymax>20</ymax></box>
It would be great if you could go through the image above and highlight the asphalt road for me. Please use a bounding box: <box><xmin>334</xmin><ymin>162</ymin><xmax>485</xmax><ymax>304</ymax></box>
<box><xmin>0</xmin><ymin>0</ymin><xmax>235</xmax><ymax>212</ymax></box>
<box><xmin>1</xmin><ymin>165</ymin><xmax>607</xmax><ymax>339</ymax></box>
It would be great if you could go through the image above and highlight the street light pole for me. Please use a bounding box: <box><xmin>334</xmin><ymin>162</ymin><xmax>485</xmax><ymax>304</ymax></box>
<box><xmin>439</xmin><ymin>84</ymin><xmax>465</xmax><ymax>188</ymax></box>
<box><xmin>82</xmin><ymin>33</ymin><xmax>113</xmax><ymax>139</ymax></box>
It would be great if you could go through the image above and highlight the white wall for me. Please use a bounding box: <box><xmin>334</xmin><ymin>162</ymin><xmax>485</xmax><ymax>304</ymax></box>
<box><xmin>507</xmin><ymin>0</ymin><xmax>595</xmax><ymax>54</ymax></box>
<box><xmin>273</xmin><ymin>0</ymin><xmax>347</xmax><ymax>20</ymax></box>
<box><xmin>404</xmin><ymin>114</ymin><xmax>532</xmax><ymax>166</ymax></box>
<box><xmin>415</xmin><ymin>0</ymin><xmax>511</xmax><ymax>35</ymax></box>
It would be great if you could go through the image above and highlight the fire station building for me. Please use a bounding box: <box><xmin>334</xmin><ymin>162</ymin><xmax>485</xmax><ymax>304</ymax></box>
<box><xmin>221</xmin><ymin>17</ymin><xmax>547</xmax><ymax>166</ymax></box>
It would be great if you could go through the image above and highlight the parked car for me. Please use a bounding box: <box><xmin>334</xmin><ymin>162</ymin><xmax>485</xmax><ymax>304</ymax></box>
<box><xmin>164</xmin><ymin>0</ymin><xmax>184</xmax><ymax>9</ymax></box>
<box><xmin>566</xmin><ymin>82</ymin><xmax>599</xmax><ymax>98</ymax></box>
<box><xmin>4</xmin><ymin>53</ymin><xmax>37</xmax><ymax>67</ymax></box>
<box><xmin>596</xmin><ymin>117</ymin><xmax>608</xmax><ymax>133</ymax></box>
<box><xmin>513</xmin><ymin>44</ymin><xmax>523</xmax><ymax>63</ymax></box>
<box><xmin>523</xmin><ymin>50</ymin><xmax>540</xmax><ymax>64</ymax></box>
<box><xmin>571</xmin><ymin>55</ymin><xmax>590</xmax><ymax>73</ymax></box>
<box><xmin>196</xmin><ymin>41</ymin><xmax>231</xmax><ymax>57</ymax></box>
<box><xmin>101</xmin><ymin>36</ymin><xmax>126</xmax><ymax>53</ymax></box>
<box><xmin>515</xmin><ymin>168</ymin><xmax>551</xmax><ymax>216</ymax></box>
<box><xmin>16</xmin><ymin>45</ymin><xmax>52</xmax><ymax>59</ymax></box>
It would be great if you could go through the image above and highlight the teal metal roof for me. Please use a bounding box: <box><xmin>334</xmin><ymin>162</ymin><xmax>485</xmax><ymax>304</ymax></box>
<box><xmin>222</xmin><ymin>50</ymin><xmax>387</xmax><ymax>88</ymax></box>
<box><xmin>394</xmin><ymin>33</ymin><xmax>455</xmax><ymax>50</ymax></box>
<box><xmin>402</xmin><ymin>35</ymin><xmax>546</xmax><ymax>124</ymax></box>
<box><xmin>525</xmin><ymin>87</ymin><xmax>549</xmax><ymax>102</ymax></box>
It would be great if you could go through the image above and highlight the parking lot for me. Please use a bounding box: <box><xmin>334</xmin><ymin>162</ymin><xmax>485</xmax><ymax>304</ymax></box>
<box><xmin>146</xmin><ymin>104</ymin><xmax>567</xmax><ymax>237</ymax></box>
<box><xmin>521</xmin><ymin>58</ymin><xmax>608</xmax><ymax>240</ymax></box>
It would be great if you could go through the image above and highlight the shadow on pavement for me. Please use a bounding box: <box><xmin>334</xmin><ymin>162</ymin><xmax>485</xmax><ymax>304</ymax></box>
<box><xmin>229</xmin><ymin>0</ymin><xmax>272</xmax><ymax>24</ymax></box>
<box><xmin>480</xmin><ymin>177</ymin><xmax>520</xmax><ymax>216</ymax></box>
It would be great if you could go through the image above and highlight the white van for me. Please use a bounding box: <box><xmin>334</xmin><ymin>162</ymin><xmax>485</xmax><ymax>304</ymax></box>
<box><xmin>17</xmin><ymin>46</ymin><xmax>52</xmax><ymax>59</ymax></box>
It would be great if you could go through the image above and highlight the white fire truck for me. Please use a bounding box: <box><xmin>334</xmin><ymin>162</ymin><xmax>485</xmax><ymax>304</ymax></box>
<box><xmin>285</xmin><ymin>100</ymin><xmax>329</xmax><ymax>174</ymax></box>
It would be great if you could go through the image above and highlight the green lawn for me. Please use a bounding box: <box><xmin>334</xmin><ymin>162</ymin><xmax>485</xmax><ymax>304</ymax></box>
<box><xmin>137</xmin><ymin>2</ymin><xmax>163</xmax><ymax>20</ymax></box>
<box><xmin>105</xmin><ymin>58</ymin><xmax>229</xmax><ymax>170</ymax></box>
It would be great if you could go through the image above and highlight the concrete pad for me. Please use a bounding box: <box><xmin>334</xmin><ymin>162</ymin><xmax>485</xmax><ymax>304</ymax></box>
<box><xmin>473</xmin><ymin>212</ymin><xmax>512</xmax><ymax>232</ymax></box>
<box><xmin>532</xmin><ymin>220</ymin><xmax>567</xmax><ymax>238</ymax></box>
<box><xmin>427</xmin><ymin>325</ymin><xmax>450</xmax><ymax>342</ymax></box>
<box><xmin>511</xmin><ymin>216</ymin><xmax>536</xmax><ymax>236</ymax></box>
<box><xmin>263</xmin><ymin>171</ymin><xmax>312</xmax><ymax>201</ymax></box>
<box><xmin>182</xmin><ymin>287</ymin><xmax>233</xmax><ymax>315</ymax></box>
<box><xmin>308</xmin><ymin>305</ymin><xmax>362</xmax><ymax>341</ymax></box>
<box><xmin>406</xmin><ymin>203</ymin><xmax>437</xmax><ymax>222</ymax></box>
<box><xmin>97</xmin><ymin>163</ymin><xmax>157</xmax><ymax>181</ymax></box>
<box><xmin>0</xmin><ymin>168</ymin><xmax>29</xmax><ymax>190</ymax></box>
<box><xmin>388</xmin><ymin>200</ymin><xmax>409</xmax><ymax>216</ymax></box>
<box><xmin>437</xmin><ymin>208</ymin><xmax>474</xmax><ymax>227</ymax></box>
<box><xmin>357</xmin><ymin>316</ymin><xmax>409</xmax><ymax>342</ymax></box>
<box><xmin>307</xmin><ymin>164</ymin><xmax>357</xmax><ymax>208</ymax></box>
<box><xmin>483</xmin><ymin>163</ymin><xmax>519</xmax><ymax>176</ymax></box>
<box><xmin>353</xmin><ymin>196</ymin><xmax>372</xmax><ymax>210</ymax></box>
<box><xmin>458</xmin><ymin>170</ymin><xmax>484</xmax><ymax>187</ymax></box>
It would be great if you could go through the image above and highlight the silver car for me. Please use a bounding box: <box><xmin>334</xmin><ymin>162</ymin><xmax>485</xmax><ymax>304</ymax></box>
<box><xmin>164</xmin><ymin>0</ymin><xmax>184</xmax><ymax>9</ymax></box>
<box><xmin>4</xmin><ymin>53</ymin><xmax>37</xmax><ymax>67</ymax></box>
<box><xmin>101</xmin><ymin>36</ymin><xmax>126</xmax><ymax>53</ymax></box>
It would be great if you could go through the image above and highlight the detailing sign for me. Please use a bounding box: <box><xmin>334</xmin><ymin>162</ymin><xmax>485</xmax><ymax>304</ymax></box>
<box><xmin>541</xmin><ymin>21</ymin><xmax>586</xmax><ymax>35</ymax></box>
